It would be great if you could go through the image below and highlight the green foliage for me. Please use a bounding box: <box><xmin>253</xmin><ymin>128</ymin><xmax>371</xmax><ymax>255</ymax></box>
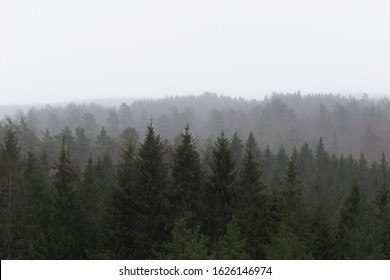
<box><xmin>159</xmin><ymin>219</ymin><xmax>210</xmax><ymax>260</ymax></box>
<box><xmin>235</xmin><ymin>132</ymin><xmax>268</xmax><ymax>258</ymax></box>
<box><xmin>48</xmin><ymin>142</ymin><xmax>80</xmax><ymax>259</ymax></box>
<box><xmin>335</xmin><ymin>178</ymin><xmax>383</xmax><ymax>259</ymax></box>
<box><xmin>202</xmin><ymin>131</ymin><xmax>236</xmax><ymax>240</ymax></box>
<box><xmin>1</xmin><ymin>105</ymin><xmax>390</xmax><ymax>260</ymax></box>
<box><xmin>266</xmin><ymin>222</ymin><xmax>311</xmax><ymax>260</ymax></box>
<box><xmin>171</xmin><ymin>125</ymin><xmax>203</xmax><ymax>227</ymax></box>
<box><xmin>216</xmin><ymin>217</ymin><xmax>249</xmax><ymax>260</ymax></box>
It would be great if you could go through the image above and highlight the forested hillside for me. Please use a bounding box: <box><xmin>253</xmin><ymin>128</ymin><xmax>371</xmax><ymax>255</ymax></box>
<box><xmin>1</xmin><ymin>93</ymin><xmax>390</xmax><ymax>259</ymax></box>
<box><xmin>3</xmin><ymin>92</ymin><xmax>390</xmax><ymax>162</ymax></box>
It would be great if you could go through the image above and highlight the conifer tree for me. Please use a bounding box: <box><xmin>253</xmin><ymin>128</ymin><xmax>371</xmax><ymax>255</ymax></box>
<box><xmin>231</xmin><ymin>131</ymin><xmax>244</xmax><ymax>170</ymax></box>
<box><xmin>375</xmin><ymin>183</ymin><xmax>390</xmax><ymax>259</ymax></box>
<box><xmin>335</xmin><ymin>178</ymin><xmax>383</xmax><ymax>259</ymax></box>
<box><xmin>114</xmin><ymin>140</ymin><xmax>137</xmax><ymax>258</ymax></box>
<box><xmin>78</xmin><ymin>156</ymin><xmax>108</xmax><ymax>259</ymax></box>
<box><xmin>216</xmin><ymin>216</ymin><xmax>249</xmax><ymax>259</ymax></box>
<box><xmin>202</xmin><ymin>132</ymin><xmax>236</xmax><ymax>240</ymax></box>
<box><xmin>235</xmin><ymin>132</ymin><xmax>268</xmax><ymax>258</ymax></box>
<box><xmin>159</xmin><ymin>219</ymin><xmax>209</xmax><ymax>260</ymax></box>
<box><xmin>0</xmin><ymin>128</ymin><xmax>22</xmax><ymax>259</ymax></box>
<box><xmin>14</xmin><ymin>150</ymin><xmax>51</xmax><ymax>259</ymax></box>
<box><xmin>267</xmin><ymin>159</ymin><xmax>311</xmax><ymax>259</ymax></box>
<box><xmin>133</xmin><ymin>123</ymin><xmax>170</xmax><ymax>258</ymax></box>
<box><xmin>171</xmin><ymin>125</ymin><xmax>203</xmax><ymax>227</ymax></box>
<box><xmin>48</xmin><ymin>141</ymin><xmax>80</xmax><ymax>259</ymax></box>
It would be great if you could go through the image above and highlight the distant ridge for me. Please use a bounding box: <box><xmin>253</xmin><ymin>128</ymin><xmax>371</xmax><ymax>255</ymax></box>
<box><xmin>0</xmin><ymin>97</ymin><xmax>136</xmax><ymax>118</ymax></box>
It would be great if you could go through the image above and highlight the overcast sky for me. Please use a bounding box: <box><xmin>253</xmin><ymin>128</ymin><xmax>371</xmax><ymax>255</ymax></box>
<box><xmin>1</xmin><ymin>0</ymin><xmax>389</xmax><ymax>105</ymax></box>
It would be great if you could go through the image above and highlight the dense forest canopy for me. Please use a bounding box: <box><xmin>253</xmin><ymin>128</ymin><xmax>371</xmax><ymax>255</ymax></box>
<box><xmin>1</xmin><ymin>92</ymin><xmax>389</xmax><ymax>162</ymax></box>
<box><xmin>1</xmin><ymin>92</ymin><xmax>390</xmax><ymax>260</ymax></box>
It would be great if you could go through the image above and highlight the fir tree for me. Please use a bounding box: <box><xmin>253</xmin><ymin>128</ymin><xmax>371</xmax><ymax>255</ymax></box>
<box><xmin>133</xmin><ymin>123</ymin><xmax>170</xmax><ymax>258</ymax></box>
<box><xmin>0</xmin><ymin>128</ymin><xmax>22</xmax><ymax>259</ymax></box>
<box><xmin>335</xmin><ymin>178</ymin><xmax>383</xmax><ymax>259</ymax></box>
<box><xmin>216</xmin><ymin>216</ymin><xmax>249</xmax><ymax>260</ymax></box>
<box><xmin>48</xmin><ymin>141</ymin><xmax>80</xmax><ymax>259</ymax></box>
<box><xmin>171</xmin><ymin>125</ymin><xmax>203</xmax><ymax>228</ymax></box>
<box><xmin>235</xmin><ymin>132</ymin><xmax>268</xmax><ymax>258</ymax></box>
<box><xmin>202</xmin><ymin>132</ymin><xmax>236</xmax><ymax>241</ymax></box>
<box><xmin>159</xmin><ymin>219</ymin><xmax>209</xmax><ymax>260</ymax></box>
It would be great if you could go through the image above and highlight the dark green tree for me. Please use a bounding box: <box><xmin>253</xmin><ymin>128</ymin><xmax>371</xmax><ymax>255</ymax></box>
<box><xmin>48</xmin><ymin>142</ymin><xmax>80</xmax><ymax>259</ymax></box>
<box><xmin>202</xmin><ymin>132</ymin><xmax>236</xmax><ymax>241</ymax></box>
<box><xmin>159</xmin><ymin>219</ymin><xmax>209</xmax><ymax>260</ymax></box>
<box><xmin>133</xmin><ymin>123</ymin><xmax>170</xmax><ymax>258</ymax></box>
<box><xmin>216</xmin><ymin>216</ymin><xmax>249</xmax><ymax>259</ymax></box>
<box><xmin>335</xmin><ymin>178</ymin><xmax>383</xmax><ymax>259</ymax></box>
<box><xmin>14</xmin><ymin>151</ymin><xmax>51</xmax><ymax>259</ymax></box>
<box><xmin>171</xmin><ymin>125</ymin><xmax>203</xmax><ymax>227</ymax></box>
<box><xmin>235</xmin><ymin>132</ymin><xmax>268</xmax><ymax>258</ymax></box>
<box><xmin>0</xmin><ymin>128</ymin><xmax>22</xmax><ymax>259</ymax></box>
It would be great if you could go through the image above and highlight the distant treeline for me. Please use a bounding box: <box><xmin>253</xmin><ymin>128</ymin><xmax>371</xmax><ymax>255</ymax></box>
<box><xmin>0</xmin><ymin>114</ymin><xmax>390</xmax><ymax>259</ymax></box>
<box><xmin>2</xmin><ymin>92</ymin><xmax>390</xmax><ymax>162</ymax></box>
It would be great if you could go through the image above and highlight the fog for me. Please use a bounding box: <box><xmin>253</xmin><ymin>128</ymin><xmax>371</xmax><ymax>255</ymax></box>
<box><xmin>1</xmin><ymin>0</ymin><xmax>390</xmax><ymax>105</ymax></box>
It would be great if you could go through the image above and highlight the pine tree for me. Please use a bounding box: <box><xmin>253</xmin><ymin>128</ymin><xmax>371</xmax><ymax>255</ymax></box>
<box><xmin>133</xmin><ymin>123</ymin><xmax>170</xmax><ymax>258</ymax></box>
<box><xmin>77</xmin><ymin>156</ymin><xmax>108</xmax><ymax>259</ymax></box>
<box><xmin>375</xmin><ymin>183</ymin><xmax>390</xmax><ymax>259</ymax></box>
<box><xmin>114</xmin><ymin>140</ymin><xmax>137</xmax><ymax>259</ymax></box>
<box><xmin>0</xmin><ymin>128</ymin><xmax>22</xmax><ymax>259</ymax></box>
<box><xmin>171</xmin><ymin>125</ymin><xmax>203</xmax><ymax>228</ymax></box>
<box><xmin>159</xmin><ymin>219</ymin><xmax>209</xmax><ymax>260</ymax></box>
<box><xmin>48</xmin><ymin>141</ymin><xmax>80</xmax><ymax>259</ymax></box>
<box><xmin>267</xmin><ymin>159</ymin><xmax>311</xmax><ymax>259</ymax></box>
<box><xmin>230</xmin><ymin>131</ymin><xmax>244</xmax><ymax>170</ymax></box>
<box><xmin>216</xmin><ymin>216</ymin><xmax>249</xmax><ymax>259</ymax></box>
<box><xmin>14</xmin><ymin>150</ymin><xmax>51</xmax><ymax>259</ymax></box>
<box><xmin>308</xmin><ymin>204</ymin><xmax>335</xmax><ymax>259</ymax></box>
<box><xmin>202</xmin><ymin>132</ymin><xmax>236</xmax><ymax>240</ymax></box>
<box><xmin>335</xmin><ymin>178</ymin><xmax>383</xmax><ymax>259</ymax></box>
<box><xmin>235</xmin><ymin>132</ymin><xmax>268</xmax><ymax>258</ymax></box>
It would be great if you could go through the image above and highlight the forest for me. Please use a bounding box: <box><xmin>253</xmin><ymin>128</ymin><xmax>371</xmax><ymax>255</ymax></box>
<box><xmin>0</xmin><ymin>92</ymin><xmax>390</xmax><ymax>259</ymax></box>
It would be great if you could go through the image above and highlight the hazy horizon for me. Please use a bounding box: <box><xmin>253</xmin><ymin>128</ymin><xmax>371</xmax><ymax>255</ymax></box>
<box><xmin>1</xmin><ymin>0</ymin><xmax>390</xmax><ymax>105</ymax></box>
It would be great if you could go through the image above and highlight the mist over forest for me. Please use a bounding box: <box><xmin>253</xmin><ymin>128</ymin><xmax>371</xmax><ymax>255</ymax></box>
<box><xmin>1</xmin><ymin>92</ymin><xmax>390</xmax><ymax>260</ymax></box>
<box><xmin>1</xmin><ymin>92</ymin><xmax>389</xmax><ymax>162</ymax></box>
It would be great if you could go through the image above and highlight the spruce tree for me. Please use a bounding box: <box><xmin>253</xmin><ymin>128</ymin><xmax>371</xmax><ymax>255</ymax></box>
<box><xmin>216</xmin><ymin>216</ymin><xmax>250</xmax><ymax>259</ymax></box>
<box><xmin>114</xmin><ymin>140</ymin><xmax>138</xmax><ymax>258</ymax></box>
<box><xmin>78</xmin><ymin>156</ymin><xmax>108</xmax><ymax>259</ymax></box>
<box><xmin>235</xmin><ymin>132</ymin><xmax>268</xmax><ymax>258</ymax></box>
<box><xmin>267</xmin><ymin>159</ymin><xmax>311</xmax><ymax>259</ymax></box>
<box><xmin>335</xmin><ymin>178</ymin><xmax>383</xmax><ymax>259</ymax></box>
<box><xmin>159</xmin><ymin>219</ymin><xmax>209</xmax><ymax>260</ymax></box>
<box><xmin>14</xmin><ymin>151</ymin><xmax>51</xmax><ymax>259</ymax></box>
<box><xmin>0</xmin><ymin>128</ymin><xmax>22</xmax><ymax>259</ymax></box>
<box><xmin>202</xmin><ymin>131</ymin><xmax>236</xmax><ymax>241</ymax></box>
<box><xmin>48</xmin><ymin>141</ymin><xmax>80</xmax><ymax>259</ymax></box>
<box><xmin>171</xmin><ymin>125</ymin><xmax>203</xmax><ymax>228</ymax></box>
<box><xmin>133</xmin><ymin>123</ymin><xmax>170</xmax><ymax>258</ymax></box>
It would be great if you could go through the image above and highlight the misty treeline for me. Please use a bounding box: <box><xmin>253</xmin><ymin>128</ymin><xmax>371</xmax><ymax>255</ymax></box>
<box><xmin>0</xmin><ymin>93</ymin><xmax>390</xmax><ymax>260</ymax></box>
<box><xmin>3</xmin><ymin>92</ymin><xmax>390</xmax><ymax>162</ymax></box>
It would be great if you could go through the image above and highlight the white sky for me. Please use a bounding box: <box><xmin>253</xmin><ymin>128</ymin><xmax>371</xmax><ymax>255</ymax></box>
<box><xmin>1</xmin><ymin>0</ymin><xmax>389</xmax><ymax>105</ymax></box>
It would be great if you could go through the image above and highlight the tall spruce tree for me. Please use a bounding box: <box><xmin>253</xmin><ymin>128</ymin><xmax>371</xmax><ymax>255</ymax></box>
<box><xmin>235</xmin><ymin>132</ymin><xmax>268</xmax><ymax>258</ymax></box>
<box><xmin>78</xmin><ymin>156</ymin><xmax>108</xmax><ymax>259</ymax></box>
<box><xmin>0</xmin><ymin>128</ymin><xmax>22</xmax><ymax>259</ymax></box>
<box><xmin>14</xmin><ymin>151</ymin><xmax>51</xmax><ymax>259</ymax></box>
<box><xmin>171</xmin><ymin>125</ymin><xmax>203</xmax><ymax>227</ymax></box>
<box><xmin>335</xmin><ymin>178</ymin><xmax>383</xmax><ymax>259</ymax></box>
<box><xmin>133</xmin><ymin>123</ymin><xmax>170</xmax><ymax>258</ymax></box>
<box><xmin>202</xmin><ymin>132</ymin><xmax>236</xmax><ymax>241</ymax></box>
<box><xmin>114</xmin><ymin>140</ymin><xmax>138</xmax><ymax>259</ymax></box>
<box><xmin>48</xmin><ymin>141</ymin><xmax>80</xmax><ymax>259</ymax></box>
<box><xmin>159</xmin><ymin>219</ymin><xmax>210</xmax><ymax>260</ymax></box>
<box><xmin>267</xmin><ymin>159</ymin><xmax>311</xmax><ymax>259</ymax></box>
